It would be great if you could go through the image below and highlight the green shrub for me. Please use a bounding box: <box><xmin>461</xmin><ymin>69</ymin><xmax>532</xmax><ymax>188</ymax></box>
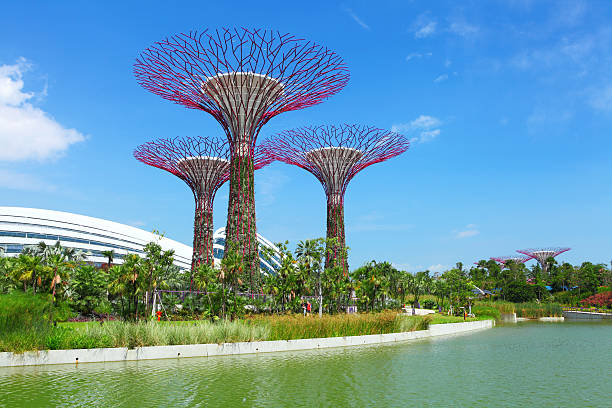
<box><xmin>471</xmin><ymin>305</ymin><xmax>501</xmax><ymax>321</ymax></box>
<box><xmin>0</xmin><ymin>292</ymin><xmax>53</xmax><ymax>352</ymax></box>
<box><xmin>515</xmin><ymin>302</ymin><xmax>563</xmax><ymax>318</ymax></box>
<box><xmin>504</xmin><ymin>282</ymin><xmax>536</xmax><ymax>303</ymax></box>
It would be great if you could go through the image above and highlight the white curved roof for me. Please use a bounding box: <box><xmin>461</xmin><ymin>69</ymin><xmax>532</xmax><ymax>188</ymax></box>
<box><xmin>0</xmin><ymin>207</ymin><xmax>192</xmax><ymax>269</ymax></box>
<box><xmin>212</xmin><ymin>227</ymin><xmax>281</xmax><ymax>275</ymax></box>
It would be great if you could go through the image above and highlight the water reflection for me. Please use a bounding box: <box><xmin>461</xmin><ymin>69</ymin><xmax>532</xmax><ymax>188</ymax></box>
<box><xmin>1</xmin><ymin>321</ymin><xmax>611</xmax><ymax>407</ymax></box>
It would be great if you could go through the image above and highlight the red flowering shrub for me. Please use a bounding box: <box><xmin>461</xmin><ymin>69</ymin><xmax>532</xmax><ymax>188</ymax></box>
<box><xmin>580</xmin><ymin>291</ymin><xmax>612</xmax><ymax>308</ymax></box>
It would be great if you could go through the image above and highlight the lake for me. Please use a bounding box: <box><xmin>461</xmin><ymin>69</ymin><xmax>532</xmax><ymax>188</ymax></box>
<box><xmin>1</xmin><ymin>321</ymin><xmax>611</xmax><ymax>407</ymax></box>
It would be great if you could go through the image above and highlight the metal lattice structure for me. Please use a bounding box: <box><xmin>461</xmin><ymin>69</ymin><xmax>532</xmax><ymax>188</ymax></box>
<box><xmin>516</xmin><ymin>247</ymin><xmax>571</xmax><ymax>275</ymax></box>
<box><xmin>133</xmin><ymin>136</ymin><xmax>271</xmax><ymax>274</ymax></box>
<box><xmin>490</xmin><ymin>256</ymin><xmax>533</xmax><ymax>267</ymax></box>
<box><xmin>261</xmin><ymin>124</ymin><xmax>409</xmax><ymax>269</ymax></box>
<box><xmin>134</xmin><ymin>28</ymin><xmax>349</xmax><ymax>288</ymax></box>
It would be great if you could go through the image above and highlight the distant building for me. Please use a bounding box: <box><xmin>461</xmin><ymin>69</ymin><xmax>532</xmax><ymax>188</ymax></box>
<box><xmin>0</xmin><ymin>207</ymin><xmax>192</xmax><ymax>269</ymax></box>
<box><xmin>0</xmin><ymin>207</ymin><xmax>281</xmax><ymax>274</ymax></box>
<box><xmin>211</xmin><ymin>227</ymin><xmax>281</xmax><ymax>275</ymax></box>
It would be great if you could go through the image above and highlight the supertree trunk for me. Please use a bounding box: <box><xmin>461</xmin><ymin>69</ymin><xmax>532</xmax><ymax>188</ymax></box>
<box><xmin>325</xmin><ymin>194</ymin><xmax>346</xmax><ymax>270</ymax></box>
<box><xmin>193</xmin><ymin>199</ymin><xmax>214</xmax><ymax>270</ymax></box>
<box><xmin>226</xmin><ymin>147</ymin><xmax>259</xmax><ymax>291</ymax></box>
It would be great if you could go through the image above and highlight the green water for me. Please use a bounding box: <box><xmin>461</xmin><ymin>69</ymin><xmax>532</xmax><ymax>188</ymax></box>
<box><xmin>1</xmin><ymin>321</ymin><xmax>611</xmax><ymax>407</ymax></box>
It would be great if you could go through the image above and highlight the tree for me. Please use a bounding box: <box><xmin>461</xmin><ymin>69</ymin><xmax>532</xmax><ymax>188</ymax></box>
<box><xmin>407</xmin><ymin>271</ymin><xmax>432</xmax><ymax>309</ymax></box>
<box><xmin>108</xmin><ymin>254</ymin><xmax>144</xmax><ymax>320</ymax></box>
<box><xmin>220</xmin><ymin>245</ymin><xmax>245</xmax><ymax>319</ymax></box>
<box><xmin>194</xmin><ymin>262</ymin><xmax>219</xmax><ymax>317</ymax></box>
<box><xmin>141</xmin><ymin>241</ymin><xmax>175</xmax><ymax>316</ymax></box>
<box><xmin>295</xmin><ymin>238</ymin><xmax>326</xmax><ymax>317</ymax></box>
<box><xmin>69</xmin><ymin>264</ymin><xmax>109</xmax><ymax>316</ymax></box>
<box><xmin>101</xmin><ymin>250</ymin><xmax>115</xmax><ymax>269</ymax></box>
<box><xmin>504</xmin><ymin>281</ymin><xmax>536</xmax><ymax>303</ymax></box>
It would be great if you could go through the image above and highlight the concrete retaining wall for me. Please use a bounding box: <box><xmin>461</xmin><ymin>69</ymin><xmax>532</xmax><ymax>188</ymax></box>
<box><xmin>563</xmin><ymin>310</ymin><xmax>612</xmax><ymax>320</ymax></box>
<box><xmin>538</xmin><ymin>316</ymin><xmax>564</xmax><ymax>322</ymax></box>
<box><xmin>0</xmin><ymin>320</ymin><xmax>494</xmax><ymax>368</ymax></box>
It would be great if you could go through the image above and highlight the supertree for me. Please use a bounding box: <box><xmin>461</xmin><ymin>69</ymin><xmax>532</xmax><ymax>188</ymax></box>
<box><xmin>133</xmin><ymin>136</ymin><xmax>271</xmax><ymax>277</ymax></box>
<box><xmin>490</xmin><ymin>255</ymin><xmax>533</xmax><ymax>268</ymax></box>
<box><xmin>516</xmin><ymin>247</ymin><xmax>571</xmax><ymax>276</ymax></box>
<box><xmin>261</xmin><ymin>124</ymin><xmax>409</xmax><ymax>269</ymax></box>
<box><xmin>134</xmin><ymin>28</ymin><xmax>349</xmax><ymax>287</ymax></box>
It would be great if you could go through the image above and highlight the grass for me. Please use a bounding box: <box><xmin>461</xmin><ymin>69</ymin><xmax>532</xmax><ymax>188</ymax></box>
<box><xmin>476</xmin><ymin>301</ymin><xmax>563</xmax><ymax>318</ymax></box>
<box><xmin>3</xmin><ymin>312</ymin><xmax>439</xmax><ymax>353</ymax></box>
<box><xmin>250</xmin><ymin>312</ymin><xmax>431</xmax><ymax>340</ymax></box>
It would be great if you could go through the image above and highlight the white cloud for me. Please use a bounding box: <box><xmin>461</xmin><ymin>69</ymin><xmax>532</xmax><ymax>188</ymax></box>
<box><xmin>427</xmin><ymin>264</ymin><xmax>447</xmax><ymax>273</ymax></box>
<box><xmin>415</xmin><ymin>22</ymin><xmax>436</xmax><ymax>38</ymax></box>
<box><xmin>434</xmin><ymin>74</ymin><xmax>448</xmax><ymax>83</ymax></box>
<box><xmin>589</xmin><ymin>84</ymin><xmax>612</xmax><ymax>112</ymax></box>
<box><xmin>455</xmin><ymin>225</ymin><xmax>480</xmax><ymax>239</ymax></box>
<box><xmin>0</xmin><ymin>58</ymin><xmax>85</xmax><ymax>162</ymax></box>
<box><xmin>405</xmin><ymin>52</ymin><xmax>432</xmax><ymax>62</ymax></box>
<box><xmin>345</xmin><ymin>8</ymin><xmax>370</xmax><ymax>30</ymax></box>
<box><xmin>413</xmin><ymin>15</ymin><xmax>437</xmax><ymax>39</ymax></box>
<box><xmin>391</xmin><ymin>115</ymin><xmax>442</xmax><ymax>144</ymax></box>
<box><xmin>419</xmin><ymin>129</ymin><xmax>440</xmax><ymax>142</ymax></box>
<box><xmin>410</xmin><ymin>115</ymin><xmax>441</xmax><ymax>129</ymax></box>
<box><xmin>448</xmin><ymin>21</ymin><xmax>479</xmax><ymax>37</ymax></box>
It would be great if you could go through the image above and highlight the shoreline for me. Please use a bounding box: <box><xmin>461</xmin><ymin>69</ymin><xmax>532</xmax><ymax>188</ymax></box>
<box><xmin>0</xmin><ymin>320</ymin><xmax>494</xmax><ymax>368</ymax></box>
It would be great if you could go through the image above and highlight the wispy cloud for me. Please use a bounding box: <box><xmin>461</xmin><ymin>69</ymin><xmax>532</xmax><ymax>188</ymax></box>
<box><xmin>349</xmin><ymin>211</ymin><xmax>413</xmax><ymax>232</ymax></box>
<box><xmin>0</xmin><ymin>168</ymin><xmax>55</xmax><ymax>192</ymax></box>
<box><xmin>453</xmin><ymin>224</ymin><xmax>480</xmax><ymax>239</ymax></box>
<box><xmin>427</xmin><ymin>264</ymin><xmax>447</xmax><ymax>273</ymax></box>
<box><xmin>448</xmin><ymin>20</ymin><xmax>479</xmax><ymax>37</ymax></box>
<box><xmin>392</xmin><ymin>115</ymin><xmax>443</xmax><ymax>144</ymax></box>
<box><xmin>0</xmin><ymin>58</ymin><xmax>85</xmax><ymax>162</ymax></box>
<box><xmin>344</xmin><ymin>8</ymin><xmax>370</xmax><ymax>30</ymax></box>
<box><xmin>589</xmin><ymin>84</ymin><xmax>612</xmax><ymax>112</ymax></box>
<box><xmin>434</xmin><ymin>74</ymin><xmax>448</xmax><ymax>83</ymax></box>
<box><xmin>255</xmin><ymin>168</ymin><xmax>289</xmax><ymax>207</ymax></box>
<box><xmin>405</xmin><ymin>52</ymin><xmax>432</xmax><ymax>62</ymax></box>
<box><xmin>412</xmin><ymin>14</ymin><xmax>437</xmax><ymax>39</ymax></box>
<box><xmin>392</xmin><ymin>262</ymin><xmax>448</xmax><ymax>273</ymax></box>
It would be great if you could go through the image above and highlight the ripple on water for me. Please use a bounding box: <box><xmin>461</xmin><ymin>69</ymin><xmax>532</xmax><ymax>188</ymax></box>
<box><xmin>1</xmin><ymin>321</ymin><xmax>611</xmax><ymax>407</ymax></box>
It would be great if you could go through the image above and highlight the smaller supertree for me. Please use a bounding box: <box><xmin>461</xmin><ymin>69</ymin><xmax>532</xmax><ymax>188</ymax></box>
<box><xmin>134</xmin><ymin>136</ymin><xmax>271</xmax><ymax>273</ymax></box>
<box><xmin>490</xmin><ymin>255</ymin><xmax>533</xmax><ymax>268</ymax></box>
<box><xmin>261</xmin><ymin>124</ymin><xmax>409</xmax><ymax>269</ymax></box>
<box><xmin>516</xmin><ymin>247</ymin><xmax>571</xmax><ymax>276</ymax></box>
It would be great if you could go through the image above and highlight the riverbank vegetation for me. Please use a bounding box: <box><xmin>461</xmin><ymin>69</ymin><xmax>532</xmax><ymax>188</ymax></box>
<box><xmin>2</xmin><ymin>237</ymin><xmax>608</xmax><ymax>353</ymax></box>
<box><xmin>1</xmin><ymin>304</ymin><xmax>439</xmax><ymax>352</ymax></box>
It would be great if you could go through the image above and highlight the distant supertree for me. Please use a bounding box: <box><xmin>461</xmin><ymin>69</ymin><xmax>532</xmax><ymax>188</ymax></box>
<box><xmin>134</xmin><ymin>28</ymin><xmax>349</xmax><ymax>288</ymax></box>
<box><xmin>490</xmin><ymin>255</ymin><xmax>533</xmax><ymax>268</ymax></box>
<box><xmin>133</xmin><ymin>136</ymin><xmax>271</xmax><ymax>275</ymax></box>
<box><xmin>261</xmin><ymin>124</ymin><xmax>409</xmax><ymax>269</ymax></box>
<box><xmin>516</xmin><ymin>247</ymin><xmax>571</xmax><ymax>275</ymax></box>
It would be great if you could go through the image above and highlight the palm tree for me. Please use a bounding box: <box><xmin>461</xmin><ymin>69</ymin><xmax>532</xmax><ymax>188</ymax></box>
<box><xmin>12</xmin><ymin>254</ymin><xmax>47</xmax><ymax>293</ymax></box>
<box><xmin>101</xmin><ymin>250</ymin><xmax>115</xmax><ymax>269</ymax></box>
<box><xmin>296</xmin><ymin>239</ymin><xmax>325</xmax><ymax>316</ymax></box>
<box><xmin>220</xmin><ymin>247</ymin><xmax>244</xmax><ymax>319</ymax></box>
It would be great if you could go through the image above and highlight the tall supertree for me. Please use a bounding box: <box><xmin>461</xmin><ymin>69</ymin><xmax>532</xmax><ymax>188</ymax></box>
<box><xmin>261</xmin><ymin>124</ymin><xmax>409</xmax><ymax>269</ymax></box>
<box><xmin>133</xmin><ymin>136</ymin><xmax>271</xmax><ymax>275</ymax></box>
<box><xmin>490</xmin><ymin>255</ymin><xmax>533</xmax><ymax>268</ymax></box>
<box><xmin>134</xmin><ymin>28</ymin><xmax>349</xmax><ymax>287</ymax></box>
<box><xmin>516</xmin><ymin>247</ymin><xmax>571</xmax><ymax>276</ymax></box>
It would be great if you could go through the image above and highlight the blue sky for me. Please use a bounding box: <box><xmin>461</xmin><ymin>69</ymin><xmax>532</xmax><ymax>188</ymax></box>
<box><xmin>1</xmin><ymin>0</ymin><xmax>611</xmax><ymax>272</ymax></box>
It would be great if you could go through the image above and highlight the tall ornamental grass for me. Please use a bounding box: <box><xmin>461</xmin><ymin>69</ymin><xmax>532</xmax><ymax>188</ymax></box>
<box><xmin>477</xmin><ymin>301</ymin><xmax>563</xmax><ymax>318</ymax></box>
<box><xmin>46</xmin><ymin>320</ymin><xmax>270</xmax><ymax>350</ymax></box>
<box><xmin>514</xmin><ymin>302</ymin><xmax>563</xmax><ymax>318</ymax></box>
<box><xmin>0</xmin><ymin>292</ymin><xmax>51</xmax><ymax>352</ymax></box>
<box><xmin>252</xmin><ymin>312</ymin><xmax>430</xmax><ymax>341</ymax></box>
